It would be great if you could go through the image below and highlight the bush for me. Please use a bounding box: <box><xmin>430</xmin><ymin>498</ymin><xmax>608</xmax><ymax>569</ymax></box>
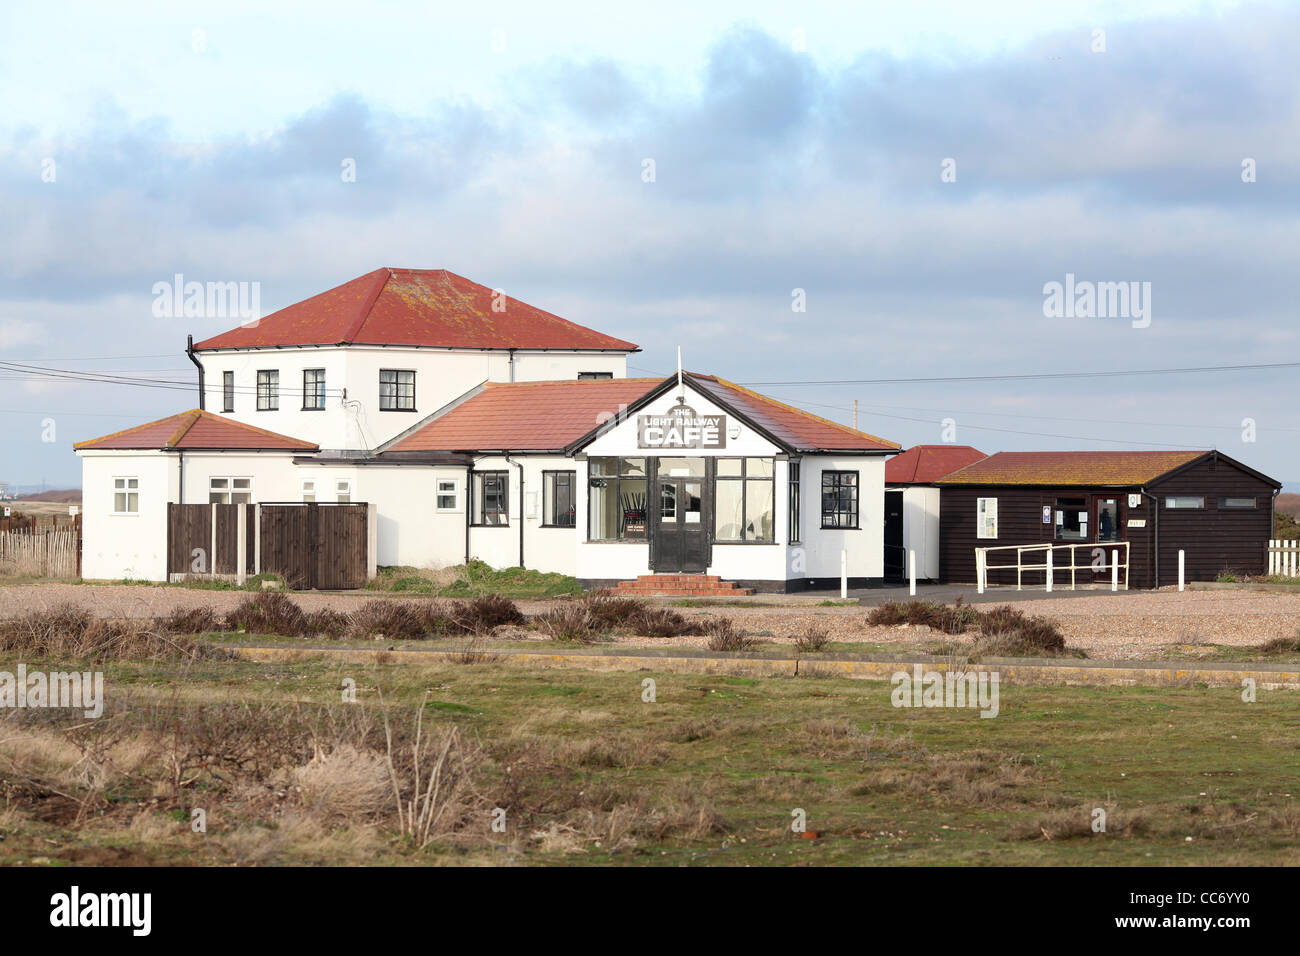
<box><xmin>0</xmin><ymin>604</ymin><xmax>225</xmax><ymax>661</ymax></box>
<box><xmin>303</xmin><ymin>608</ymin><xmax>350</xmax><ymax>638</ymax></box>
<box><xmin>224</xmin><ymin>591</ymin><xmax>308</xmax><ymax>636</ymax></box>
<box><xmin>347</xmin><ymin>600</ymin><xmax>438</xmax><ymax>640</ymax></box>
<box><xmin>630</xmin><ymin>606</ymin><xmax>694</xmax><ymax>638</ymax></box>
<box><xmin>702</xmin><ymin>618</ymin><xmax>755</xmax><ymax>652</ymax></box>
<box><xmin>580</xmin><ymin>591</ymin><xmax>648</xmax><ymax>629</ymax></box>
<box><xmin>160</xmin><ymin>605</ymin><xmax>223</xmax><ymax>634</ymax></box>
<box><xmin>533</xmin><ymin>606</ymin><xmax>605</xmax><ymax>643</ymax></box>
<box><xmin>793</xmin><ymin>626</ymin><xmax>830</xmax><ymax>652</ymax></box>
<box><xmin>456</xmin><ymin>594</ymin><xmax>526</xmax><ymax>633</ymax></box>
<box><xmin>974</xmin><ymin>606</ymin><xmax>1066</xmax><ymax>655</ymax></box>
<box><xmin>391</xmin><ymin>576</ymin><xmax>437</xmax><ymax>593</ymax></box>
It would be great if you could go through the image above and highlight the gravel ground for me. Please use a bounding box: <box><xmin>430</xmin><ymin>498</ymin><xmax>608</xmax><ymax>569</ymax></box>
<box><xmin>0</xmin><ymin>583</ymin><xmax>1297</xmax><ymax>660</ymax></box>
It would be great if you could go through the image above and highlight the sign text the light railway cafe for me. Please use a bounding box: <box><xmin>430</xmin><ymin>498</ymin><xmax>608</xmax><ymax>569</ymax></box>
<box><xmin>637</xmin><ymin>403</ymin><xmax>727</xmax><ymax>450</ymax></box>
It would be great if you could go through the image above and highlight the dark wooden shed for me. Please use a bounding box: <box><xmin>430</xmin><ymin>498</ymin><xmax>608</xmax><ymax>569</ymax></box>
<box><xmin>936</xmin><ymin>450</ymin><xmax>1281</xmax><ymax>589</ymax></box>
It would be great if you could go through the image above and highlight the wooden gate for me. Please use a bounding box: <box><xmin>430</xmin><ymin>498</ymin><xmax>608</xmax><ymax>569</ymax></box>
<box><xmin>258</xmin><ymin>503</ymin><xmax>368</xmax><ymax>590</ymax></box>
<box><xmin>167</xmin><ymin>504</ymin><xmax>252</xmax><ymax>576</ymax></box>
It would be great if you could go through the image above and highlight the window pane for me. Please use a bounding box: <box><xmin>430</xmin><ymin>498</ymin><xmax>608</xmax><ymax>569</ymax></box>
<box><xmin>115</xmin><ymin>492</ymin><xmax>126</xmax><ymax>512</ymax></box>
<box><xmin>715</xmin><ymin>480</ymin><xmax>743</xmax><ymax>540</ymax></box>
<box><xmin>232</xmin><ymin>478</ymin><xmax>250</xmax><ymax>489</ymax></box>
<box><xmin>745</xmin><ymin>479</ymin><xmax>774</xmax><ymax>540</ymax></box>
<box><xmin>716</xmin><ymin>458</ymin><xmax>742</xmax><ymax>477</ymax></box>
<box><xmin>657</xmin><ymin>457</ymin><xmax>705</xmax><ymax>478</ymax></box>
<box><xmin>746</xmin><ymin>458</ymin><xmax>774</xmax><ymax>478</ymax></box>
<box><xmin>1222</xmin><ymin>497</ymin><xmax>1256</xmax><ymax>509</ymax></box>
<box><xmin>590</xmin><ymin>457</ymin><xmax>617</xmax><ymax>477</ymax></box>
<box><xmin>127</xmin><ymin>493</ymin><xmax>138</xmax><ymax>512</ymax></box>
<box><xmin>589</xmin><ymin>475</ymin><xmax>614</xmax><ymax>537</ymax></box>
<box><xmin>619</xmin><ymin>457</ymin><xmax>646</xmax><ymax>477</ymax></box>
<box><xmin>618</xmin><ymin>478</ymin><xmax>647</xmax><ymax>538</ymax></box>
<box><xmin>211</xmin><ymin>478</ymin><xmax>228</xmax><ymax>490</ymax></box>
<box><xmin>1096</xmin><ymin>499</ymin><xmax>1121</xmax><ymax>542</ymax></box>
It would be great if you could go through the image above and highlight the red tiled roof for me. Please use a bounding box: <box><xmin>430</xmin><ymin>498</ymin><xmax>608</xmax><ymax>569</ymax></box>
<box><xmin>74</xmin><ymin>410</ymin><xmax>318</xmax><ymax>452</ymax></box>
<box><xmin>385</xmin><ymin>379</ymin><xmax>662</xmax><ymax>452</ymax></box>
<box><xmin>386</xmin><ymin>373</ymin><xmax>900</xmax><ymax>454</ymax></box>
<box><xmin>689</xmin><ymin>375</ymin><xmax>899</xmax><ymax>452</ymax></box>
<box><xmin>935</xmin><ymin>450</ymin><xmax>1207</xmax><ymax>486</ymax></box>
<box><xmin>191</xmin><ymin>268</ymin><xmax>639</xmax><ymax>352</ymax></box>
<box><xmin>886</xmin><ymin>445</ymin><xmax>987</xmax><ymax>484</ymax></box>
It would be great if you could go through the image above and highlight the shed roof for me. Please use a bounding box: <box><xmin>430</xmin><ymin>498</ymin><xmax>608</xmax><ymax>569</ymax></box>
<box><xmin>935</xmin><ymin>450</ymin><xmax>1208</xmax><ymax>487</ymax></box>
<box><xmin>192</xmin><ymin>268</ymin><xmax>639</xmax><ymax>352</ymax></box>
<box><xmin>886</xmin><ymin>445</ymin><xmax>987</xmax><ymax>484</ymax></box>
<box><xmin>74</xmin><ymin>410</ymin><xmax>318</xmax><ymax>452</ymax></box>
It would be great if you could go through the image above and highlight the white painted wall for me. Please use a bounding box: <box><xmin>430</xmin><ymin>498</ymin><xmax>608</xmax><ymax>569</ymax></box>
<box><xmin>198</xmin><ymin>347</ymin><xmax>628</xmax><ymax>451</ymax></box>
<box><xmin>799</xmin><ymin>455</ymin><xmax>887</xmax><ymax>583</ymax></box>
<box><xmin>79</xmin><ymin>451</ymin><xmax>177</xmax><ymax>581</ymax></box>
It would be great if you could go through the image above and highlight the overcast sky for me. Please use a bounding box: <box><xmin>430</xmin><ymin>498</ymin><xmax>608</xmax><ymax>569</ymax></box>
<box><xmin>2</xmin><ymin>0</ymin><xmax>1297</xmax><ymax>490</ymax></box>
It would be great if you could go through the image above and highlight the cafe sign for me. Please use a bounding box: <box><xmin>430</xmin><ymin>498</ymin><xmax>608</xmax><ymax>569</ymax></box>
<box><xmin>637</xmin><ymin>403</ymin><xmax>727</xmax><ymax>449</ymax></box>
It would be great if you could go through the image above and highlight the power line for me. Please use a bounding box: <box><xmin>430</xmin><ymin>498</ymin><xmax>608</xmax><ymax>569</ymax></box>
<box><xmin>739</xmin><ymin>360</ymin><xmax>1300</xmax><ymax>387</ymax></box>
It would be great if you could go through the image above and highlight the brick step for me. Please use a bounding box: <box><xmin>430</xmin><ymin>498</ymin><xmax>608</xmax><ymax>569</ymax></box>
<box><xmin>616</xmin><ymin>580</ymin><xmax>745</xmax><ymax>591</ymax></box>
<box><xmin>613</xmin><ymin>587</ymin><xmax>757</xmax><ymax>597</ymax></box>
<box><xmin>627</xmin><ymin>574</ymin><xmax>722</xmax><ymax>584</ymax></box>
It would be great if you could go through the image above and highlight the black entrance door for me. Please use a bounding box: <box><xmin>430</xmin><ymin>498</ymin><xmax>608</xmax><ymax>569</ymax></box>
<box><xmin>884</xmin><ymin>490</ymin><xmax>905</xmax><ymax>580</ymax></box>
<box><xmin>652</xmin><ymin>477</ymin><xmax>707</xmax><ymax>572</ymax></box>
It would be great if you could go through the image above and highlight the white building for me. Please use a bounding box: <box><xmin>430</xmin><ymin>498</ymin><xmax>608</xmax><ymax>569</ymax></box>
<box><xmin>76</xmin><ymin>268</ymin><xmax>900</xmax><ymax>592</ymax></box>
<box><xmin>883</xmin><ymin>444</ymin><xmax>987</xmax><ymax>582</ymax></box>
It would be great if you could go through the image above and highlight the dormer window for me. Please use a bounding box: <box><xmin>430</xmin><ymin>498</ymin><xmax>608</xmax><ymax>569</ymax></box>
<box><xmin>379</xmin><ymin>369</ymin><xmax>415</xmax><ymax>411</ymax></box>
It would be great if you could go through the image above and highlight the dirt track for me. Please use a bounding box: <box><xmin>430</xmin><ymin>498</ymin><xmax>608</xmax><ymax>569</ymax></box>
<box><xmin>1</xmin><ymin>582</ymin><xmax>1297</xmax><ymax>660</ymax></box>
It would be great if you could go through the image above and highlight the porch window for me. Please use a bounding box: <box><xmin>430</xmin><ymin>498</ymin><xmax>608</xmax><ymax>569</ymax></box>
<box><xmin>715</xmin><ymin>457</ymin><xmax>774</xmax><ymax>542</ymax></box>
<box><xmin>588</xmin><ymin>457</ymin><xmax>647</xmax><ymax>540</ymax></box>
<box><xmin>222</xmin><ymin>371</ymin><xmax>234</xmax><ymax>412</ymax></box>
<box><xmin>210</xmin><ymin>477</ymin><xmax>252</xmax><ymax>505</ymax></box>
<box><xmin>542</xmin><ymin>471</ymin><xmax>577</xmax><ymax>528</ymax></box>
<box><xmin>379</xmin><ymin>369</ymin><xmax>416</xmax><ymax>411</ymax></box>
<box><xmin>821</xmin><ymin>470</ymin><xmax>859</xmax><ymax>529</ymax></box>
<box><xmin>256</xmin><ymin>370</ymin><xmax>279</xmax><ymax>411</ymax></box>
<box><xmin>113</xmin><ymin>477</ymin><xmax>139</xmax><ymax>515</ymax></box>
<box><xmin>302</xmin><ymin>368</ymin><xmax>325</xmax><ymax>410</ymax></box>
<box><xmin>471</xmin><ymin>471</ymin><xmax>510</xmax><ymax>526</ymax></box>
<box><xmin>1165</xmin><ymin>496</ymin><xmax>1205</xmax><ymax>510</ymax></box>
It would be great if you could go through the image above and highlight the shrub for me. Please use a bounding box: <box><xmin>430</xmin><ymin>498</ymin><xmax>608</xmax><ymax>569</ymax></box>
<box><xmin>580</xmin><ymin>591</ymin><xmax>648</xmax><ymax>629</ymax></box>
<box><xmin>347</xmin><ymin>600</ymin><xmax>435</xmax><ymax>640</ymax></box>
<box><xmin>0</xmin><ymin>604</ymin><xmax>225</xmax><ymax>661</ymax></box>
<box><xmin>630</xmin><ymin>606</ymin><xmax>694</xmax><ymax>638</ymax></box>
<box><xmin>224</xmin><ymin>591</ymin><xmax>307</xmax><ymax>636</ymax></box>
<box><xmin>456</xmin><ymin>594</ymin><xmax>526</xmax><ymax>633</ymax></box>
<box><xmin>975</xmin><ymin>607</ymin><xmax>1066</xmax><ymax>656</ymax></box>
<box><xmin>303</xmin><ymin>608</ymin><xmax>350</xmax><ymax>638</ymax></box>
<box><xmin>702</xmin><ymin>618</ymin><xmax>755</xmax><ymax>652</ymax></box>
<box><xmin>160</xmin><ymin>605</ymin><xmax>223</xmax><ymax>634</ymax></box>
<box><xmin>1256</xmin><ymin>635</ymin><xmax>1300</xmax><ymax>655</ymax></box>
<box><xmin>391</xmin><ymin>576</ymin><xmax>436</xmax><ymax>593</ymax></box>
<box><xmin>533</xmin><ymin>606</ymin><xmax>605</xmax><ymax>643</ymax></box>
<box><xmin>793</xmin><ymin>626</ymin><xmax>830</xmax><ymax>653</ymax></box>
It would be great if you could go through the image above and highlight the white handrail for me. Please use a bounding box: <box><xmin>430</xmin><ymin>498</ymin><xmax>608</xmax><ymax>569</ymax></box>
<box><xmin>975</xmin><ymin>541</ymin><xmax>1130</xmax><ymax>591</ymax></box>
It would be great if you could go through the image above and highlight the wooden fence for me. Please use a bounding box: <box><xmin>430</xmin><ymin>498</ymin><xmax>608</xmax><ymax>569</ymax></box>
<box><xmin>0</xmin><ymin>517</ymin><xmax>81</xmax><ymax>577</ymax></box>
<box><xmin>1268</xmin><ymin>539</ymin><xmax>1299</xmax><ymax>578</ymax></box>
<box><xmin>166</xmin><ymin>502</ymin><xmax>370</xmax><ymax>589</ymax></box>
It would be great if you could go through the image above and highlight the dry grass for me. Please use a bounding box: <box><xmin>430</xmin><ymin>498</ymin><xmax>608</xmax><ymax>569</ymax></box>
<box><xmin>702</xmin><ymin>618</ymin><xmax>755</xmax><ymax>652</ymax></box>
<box><xmin>0</xmin><ymin>604</ymin><xmax>226</xmax><ymax>662</ymax></box>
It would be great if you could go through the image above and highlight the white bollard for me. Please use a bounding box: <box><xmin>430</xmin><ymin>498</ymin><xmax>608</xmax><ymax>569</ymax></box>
<box><xmin>1178</xmin><ymin>550</ymin><xmax>1185</xmax><ymax>591</ymax></box>
<box><xmin>976</xmin><ymin>550</ymin><xmax>985</xmax><ymax>594</ymax></box>
<box><xmin>840</xmin><ymin>549</ymin><xmax>847</xmax><ymax>600</ymax></box>
<box><xmin>1046</xmin><ymin>548</ymin><xmax>1054</xmax><ymax>593</ymax></box>
<box><xmin>1111</xmin><ymin>549</ymin><xmax>1118</xmax><ymax>592</ymax></box>
<box><xmin>908</xmin><ymin>549</ymin><xmax>917</xmax><ymax>596</ymax></box>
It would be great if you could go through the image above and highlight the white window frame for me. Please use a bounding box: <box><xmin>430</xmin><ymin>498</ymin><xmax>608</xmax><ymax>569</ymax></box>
<box><xmin>113</xmin><ymin>477</ymin><xmax>139</xmax><ymax>515</ymax></box>
<box><xmin>302</xmin><ymin>479</ymin><xmax>316</xmax><ymax>503</ymax></box>
<box><xmin>436</xmin><ymin>478</ymin><xmax>460</xmax><ymax>512</ymax></box>
<box><xmin>1165</xmin><ymin>496</ymin><xmax>1205</xmax><ymax>510</ymax></box>
<box><xmin>210</xmin><ymin>476</ymin><xmax>254</xmax><ymax>505</ymax></box>
<box><xmin>335</xmin><ymin>479</ymin><xmax>353</xmax><ymax>503</ymax></box>
<box><xmin>976</xmin><ymin>497</ymin><xmax>999</xmax><ymax>539</ymax></box>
